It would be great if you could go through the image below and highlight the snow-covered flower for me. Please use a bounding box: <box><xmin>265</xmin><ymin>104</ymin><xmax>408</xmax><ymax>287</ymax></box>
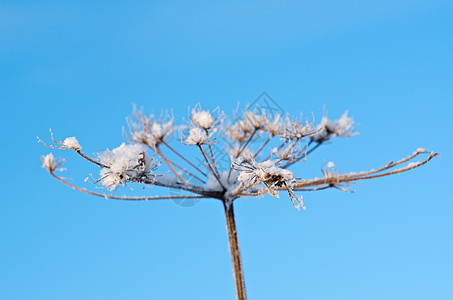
<box><xmin>183</xmin><ymin>127</ymin><xmax>215</xmax><ymax>145</ymax></box>
<box><xmin>63</xmin><ymin>137</ymin><xmax>81</xmax><ymax>151</ymax></box>
<box><xmin>41</xmin><ymin>153</ymin><xmax>64</xmax><ymax>172</ymax></box>
<box><xmin>233</xmin><ymin>158</ymin><xmax>305</xmax><ymax>210</ymax></box>
<box><xmin>190</xmin><ymin>104</ymin><xmax>224</xmax><ymax>131</ymax></box>
<box><xmin>311</xmin><ymin>111</ymin><xmax>356</xmax><ymax>143</ymax></box>
<box><xmin>98</xmin><ymin>143</ymin><xmax>158</xmax><ymax>190</ymax></box>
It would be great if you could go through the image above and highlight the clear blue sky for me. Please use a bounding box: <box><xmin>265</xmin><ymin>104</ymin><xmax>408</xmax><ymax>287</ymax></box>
<box><xmin>1</xmin><ymin>1</ymin><xmax>452</xmax><ymax>299</ymax></box>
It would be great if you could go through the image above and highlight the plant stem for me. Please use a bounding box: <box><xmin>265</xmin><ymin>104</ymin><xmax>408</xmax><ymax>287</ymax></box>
<box><xmin>223</xmin><ymin>201</ymin><xmax>247</xmax><ymax>300</ymax></box>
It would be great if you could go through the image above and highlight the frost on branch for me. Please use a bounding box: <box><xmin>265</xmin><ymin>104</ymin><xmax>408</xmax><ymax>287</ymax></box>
<box><xmin>97</xmin><ymin>143</ymin><xmax>158</xmax><ymax>190</ymax></box>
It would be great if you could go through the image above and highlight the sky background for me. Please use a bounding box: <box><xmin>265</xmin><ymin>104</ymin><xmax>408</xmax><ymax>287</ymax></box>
<box><xmin>1</xmin><ymin>0</ymin><xmax>452</xmax><ymax>299</ymax></box>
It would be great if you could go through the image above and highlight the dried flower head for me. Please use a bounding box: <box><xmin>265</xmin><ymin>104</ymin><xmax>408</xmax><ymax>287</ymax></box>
<box><xmin>98</xmin><ymin>143</ymin><xmax>158</xmax><ymax>190</ymax></box>
<box><xmin>126</xmin><ymin>108</ymin><xmax>175</xmax><ymax>147</ymax></box>
<box><xmin>183</xmin><ymin>127</ymin><xmax>216</xmax><ymax>145</ymax></box>
<box><xmin>244</xmin><ymin>108</ymin><xmax>268</xmax><ymax>130</ymax></box>
<box><xmin>311</xmin><ymin>111</ymin><xmax>356</xmax><ymax>143</ymax></box>
<box><xmin>41</xmin><ymin>153</ymin><xmax>65</xmax><ymax>172</ymax></box>
<box><xmin>62</xmin><ymin>137</ymin><xmax>81</xmax><ymax>151</ymax></box>
<box><xmin>233</xmin><ymin>158</ymin><xmax>305</xmax><ymax>210</ymax></box>
<box><xmin>190</xmin><ymin>104</ymin><xmax>224</xmax><ymax>131</ymax></box>
<box><xmin>279</xmin><ymin>114</ymin><xmax>317</xmax><ymax>140</ymax></box>
<box><xmin>226</xmin><ymin>119</ymin><xmax>255</xmax><ymax>143</ymax></box>
<box><xmin>263</xmin><ymin>113</ymin><xmax>283</xmax><ymax>137</ymax></box>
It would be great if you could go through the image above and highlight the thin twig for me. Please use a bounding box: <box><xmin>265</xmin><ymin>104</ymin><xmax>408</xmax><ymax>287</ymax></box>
<box><xmin>282</xmin><ymin>140</ymin><xmax>319</xmax><ymax>168</ymax></box>
<box><xmin>253</xmin><ymin>135</ymin><xmax>272</xmax><ymax>158</ymax></box>
<box><xmin>198</xmin><ymin>145</ymin><xmax>226</xmax><ymax>190</ymax></box>
<box><xmin>37</xmin><ymin>135</ymin><xmax>109</xmax><ymax>169</ymax></box>
<box><xmin>166</xmin><ymin>157</ymin><xmax>205</xmax><ymax>183</ymax></box>
<box><xmin>292</xmin><ymin>151</ymin><xmax>438</xmax><ymax>190</ymax></box>
<box><xmin>49</xmin><ymin>171</ymin><xmax>208</xmax><ymax>201</ymax></box>
<box><xmin>155</xmin><ymin>145</ymin><xmax>187</xmax><ymax>184</ymax></box>
<box><xmin>205</xmin><ymin>129</ymin><xmax>219</xmax><ymax>172</ymax></box>
<box><xmin>161</xmin><ymin>140</ymin><xmax>207</xmax><ymax>177</ymax></box>
<box><xmin>237</xmin><ymin>129</ymin><xmax>256</xmax><ymax>158</ymax></box>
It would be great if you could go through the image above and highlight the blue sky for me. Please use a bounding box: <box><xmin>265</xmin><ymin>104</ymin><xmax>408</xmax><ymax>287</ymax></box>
<box><xmin>1</xmin><ymin>1</ymin><xmax>452</xmax><ymax>299</ymax></box>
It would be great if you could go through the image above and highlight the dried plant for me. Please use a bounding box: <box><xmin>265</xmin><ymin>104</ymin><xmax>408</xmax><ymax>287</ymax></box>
<box><xmin>38</xmin><ymin>103</ymin><xmax>438</xmax><ymax>300</ymax></box>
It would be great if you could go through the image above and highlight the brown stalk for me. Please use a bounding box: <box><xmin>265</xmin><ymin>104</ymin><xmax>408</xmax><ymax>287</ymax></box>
<box><xmin>224</xmin><ymin>202</ymin><xmax>247</xmax><ymax>300</ymax></box>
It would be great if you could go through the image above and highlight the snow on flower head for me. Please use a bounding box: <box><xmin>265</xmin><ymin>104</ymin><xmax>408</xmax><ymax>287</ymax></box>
<box><xmin>98</xmin><ymin>143</ymin><xmax>158</xmax><ymax>190</ymax></box>
<box><xmin>184</xmin><ymin>127</ymin><xmax>215</xmax><ymax>145</ymax></box>
<box><xmin>236</xmin><ymin>159</ymin><xmax>295</xmax><ymax>185</ymax></box>
<box><xmin>193</xmin><ymin>110</ymin><xmax>213</xmax><ymax>129</ymax></box>
<box><xmin>190</xmin><ymin>104</ymin><xmax>224</xmax><ymax>131</ymax></box>
<box><xmin>311</xmin><ymin>110</ymin><xmax>356</xmax><ymax>143</ymax></box>
<box><xmin>63</xmin><ymin>137</ymin><xmax>81</xmax><ymax>151</ymax></box>
<box><xmin>233</xmin><ymin>158</ymin><xmax>305</xmax><ymax>210</ymax></box>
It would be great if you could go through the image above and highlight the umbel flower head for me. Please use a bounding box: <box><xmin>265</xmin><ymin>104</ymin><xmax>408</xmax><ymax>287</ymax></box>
<box><xmin>39</xmin><ymin>103</ymin><xmax>437</xmax><ymax>208</ymax></box>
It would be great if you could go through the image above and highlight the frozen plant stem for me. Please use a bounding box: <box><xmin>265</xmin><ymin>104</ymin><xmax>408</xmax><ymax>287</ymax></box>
<box><xmin>39</xmin><ymin>103</ymin><xmax>438</xmax><ymax>300</ymax></box>
<box><xmin>224</xmin><ymin>202</ymin><xmax>247</xmax><ymax>300</ymax></box>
